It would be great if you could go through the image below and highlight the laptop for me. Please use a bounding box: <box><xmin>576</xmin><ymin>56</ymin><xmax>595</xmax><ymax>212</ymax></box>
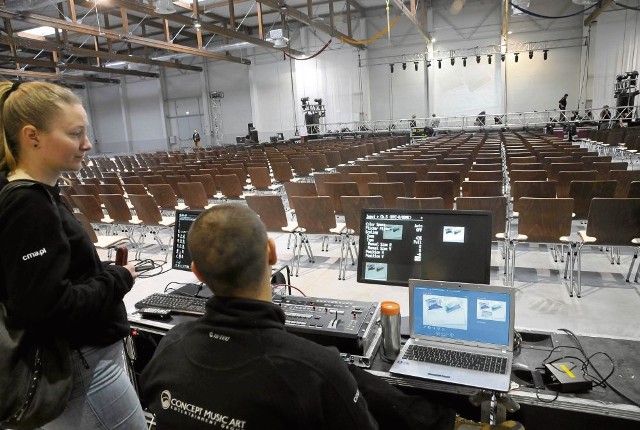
<box><xmin>389</xmin><ymin>279</ymin><xmax>515</xmax><ymax>392</ymax></box>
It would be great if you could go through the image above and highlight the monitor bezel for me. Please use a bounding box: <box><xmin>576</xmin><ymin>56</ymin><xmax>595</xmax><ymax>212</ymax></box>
<box><xmin>171</xmin><ymin>209</ymin><xmax>203</xmax><ymax>272</ymax></box>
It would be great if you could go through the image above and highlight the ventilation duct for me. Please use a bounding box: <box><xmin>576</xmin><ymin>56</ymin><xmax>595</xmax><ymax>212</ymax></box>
<box><xmin>155</xmin><ymin>0</ymin><xmax>176</xmax><ymax>15</ymax></box>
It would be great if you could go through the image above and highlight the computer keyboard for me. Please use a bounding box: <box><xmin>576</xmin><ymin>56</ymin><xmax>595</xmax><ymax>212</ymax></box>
<box><xmin>403</xmin><ymin>345</ymin><xmax>507</xmax><ymax>374</ymax></box>
<box><xmin>134</xmin><ymin>293</ymin><xmax>208</xmax><ymax>316</ymax></box>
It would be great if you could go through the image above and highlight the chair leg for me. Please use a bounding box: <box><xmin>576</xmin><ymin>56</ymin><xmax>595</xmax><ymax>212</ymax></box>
<box><xmin>574</xmin><ymin>243</ymin><xmax>584</xmax><ymax>298</ymax></box>
<box><xmin>626</xmin><ymin>248</ymin><xmax>638</xmax><ymax>282</ymax></box>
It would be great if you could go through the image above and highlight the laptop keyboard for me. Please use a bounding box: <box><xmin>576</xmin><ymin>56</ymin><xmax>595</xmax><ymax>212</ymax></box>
<box><xmin>403</xmin><ymin>344</ymin><xmax>508</xmax><ymax>374</ymax></box>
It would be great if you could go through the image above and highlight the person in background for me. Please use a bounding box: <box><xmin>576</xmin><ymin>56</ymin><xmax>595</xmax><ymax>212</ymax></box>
<box><xmin>409</xmin><ymin>114</ymin><xmax>417</xmax><ymax>128</ymax></box>
<box><xmin>140</xmin><ymin>204</ymin><xmax>524</xmax><ymax>430</ymax></box>
<box><xmin>0</xmin><ymin>80</ymin><xmax>146</xmax><ymax>429</ymax></box>
<box><xmin>558</xmin><ymin>94</ymin><xmax>568</xmax><ymax>122</ymax></box>
<box><xmin>192</xmin><ymin>129</ymin><xmax>201</xmax><ymax>149</ymax></box>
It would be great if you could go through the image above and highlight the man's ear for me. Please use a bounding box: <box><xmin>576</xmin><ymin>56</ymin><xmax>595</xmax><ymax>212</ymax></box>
<box><xmin>191</xmin><ymin>261</ymin><xmax>206</xmax><ymax>283</ymax></box>
<box><xmin>267</xmin><ymin>237</ymin><xmax>278</xmax><ymax>265</ymax></box>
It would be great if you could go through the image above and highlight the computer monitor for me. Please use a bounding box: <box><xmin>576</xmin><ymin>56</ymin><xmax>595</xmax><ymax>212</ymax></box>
<box><xmin>171</xmin><ymin>209</ymin><xmax>203</xmax><ymax>271</ymax></box>
<box><xmin>357</xmin><ymin>209</ymin><xmax>493</xmax><ymax>286</ymax></box>
<box><xmin>236</xmin><ymin>136</ymin><xmax>245</xmax><ymax>144</ymax></box>
<box><xmin>276</xmin><ymin>132</ymin><xmax>284</xmax><ymax>141</ymax></box>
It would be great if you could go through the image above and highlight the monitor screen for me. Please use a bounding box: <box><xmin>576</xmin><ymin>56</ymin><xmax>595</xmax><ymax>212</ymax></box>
<box><xmin>171</xmin><ymin>209</ymin><xmax>203</xmax><ymax>271</ymax></box>
<box><xmin>357</xmin><ymin>209</ymin><xmax>492</xmax><ymax>286</ymax></box>
<box><xmin>277</xmin><ymin>132</ymin><xmax>284</xmax><ymax>141</ymax></box>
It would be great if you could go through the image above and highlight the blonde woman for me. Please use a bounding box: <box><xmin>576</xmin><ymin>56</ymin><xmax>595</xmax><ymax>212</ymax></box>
<box><xmin>0</xmin><ymin>81</ymin><xmax>146</xmax><ymax>429</ymax></box>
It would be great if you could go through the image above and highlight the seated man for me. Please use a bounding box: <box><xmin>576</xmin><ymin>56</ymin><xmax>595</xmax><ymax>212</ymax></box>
<box><xmin>140</xmin><ymin>204</ymin><xmax>523</xmax><ymax>430</ymax></box>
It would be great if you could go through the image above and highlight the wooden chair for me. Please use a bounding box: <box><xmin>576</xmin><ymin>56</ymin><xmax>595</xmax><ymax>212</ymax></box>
<box><xmin>307</xmin><ymin>153</ymin><xmax>330</xmax><ymax>172</ymax></box>
<box><xmin>123</xmin><ymin>184</ymin><xmax>147</xmax><ymax>197</ymax></box>
<box><xmin>399</xmin><ymin>164</ymin><xmax>430</xmax><ymax>180</ymax></box>
<box><xmin>216</xmin><ymin>174</ymin><xmax>245</xmax><ymax>199</ymax></box>
<box><xmin>365</xmin><ymin>164</ymin><xmax>392</xmax><ymax>182</ymax></box>
<box><xmin>72</xmin><ymin>183</ymin><xmax>100</xmax><ymax>200</ymax></box>
<box><xmin>426</xmin><ymin>171</ymin><xmax>461</xmax><ymax>196</ymax></box>
<box><xmin>511</xmin><ymin>181</ymin><xmax>557</xmax><ymax>214</ymax></box>
<box><xmin>178</xmin><ymin>182</ymin><xmax>214</xmax><ymax>209</ymax></box>
<box><xmin>289</xmin><ymin>157</ymin><xmax>313</xmax><ymax>181</ymax></box>
<box><xmin>509</xmin><ymin>163</ymin><xmax>545</xmax><ymax>171</ymax></box>
<box><xmin>121</xmin><ymin>175</ymin><xmax>142</xmax><ymax>185</ymax></box>
<box><xmin>99</xmin><ymin>193</ymin><xmax>143</xmax><ymax>244</ymax></box>
<box><xmin>348</xmin><ymin>173</ymin><xmax>379</xmax><ymax>195</ymax></box>
<box><xmin>147</xmin><ymin>183</ymin><xmax>187</xmax><ymax>214</ymax></box>
<box><xmin>140</xmin><ymin>175</ymin><xmax>165</xmax><ymax>186</ymax></box>
<box><xmin>245</xmin><ymin>195</ymin><xmax>297</xmax><ymax>234</ymax></box>
<box><xmin>368</xmin><ymin>182</ymin><xmax>406</xmax><ymax>208</ymax></box>
<box><xmin>461</xmin><ymin>181</ymin><xmax>503</xmax><ymax>197</ymax></box>
<box><xmin>325</xmin><ymin>182</ymin><xmax>359</xmax><ymax>215</ymax></box>
<box><xmin>546</xmin><ymin>163</ymin><xmax>585</xmax><ymax>181</ymax></box>
<box><xmin>395</xmin><ymin>197</ymin><xmax>445</xmax><ymax>209</ymax></box>
<box><xmin>284</xmin><ymin>181</ymin><xmax>318</xmax><ymax>213</ymax></box>
<box><xmin>165</xmin><ymin>174</ymin><xmax>188</xmax><ymax>197</ymax></box>
<box><xmin>71</xmin><ymin>194</ymin><xmax>114</xmax><ymax>234</ymax></box>
<box><xmin>629</xmin><ymin>181</ymin><xmax>640</xmax><ymax>198</ymax></box>
<box><xmin>575</xmin><ymin>198</ymin><xmax>640</xmax><ymax>297</ymax></box>
<box><xmin>313</xmin><ymin>172</ymin><xmax>342</xmax><ymax>196</ymax></box>
<box><xmin>415</xmin><ymin>180</ymin><xmax>455</xmax><ymax>209</ymax></box>
<box><xmin>593</xmin><ymin>162</ymin><xmax>628</xmax><ymax>180</ymax></box>
<box><xmin>189</xmin><ymin>174</ymin><xmax>218</xmax><ymax>198</ymax></box>
<box><xmin>340</xmin><ymin>195</ymin><xmax>385</xmax><ymax>236</ymax></box>
<box><xmin>468</xmin><ymin>170</ymin><xmax>502</xmax><ymax>182</ymax></box>
<box><xmin>289</xmin><ymin>196</ymin><xmax>350</xmax><ymax>279</ymax></box>
<box><xmin>556</xmin><ymin>170</ymin><xmax>598</xmax><ymax>198</ymax></box>
<box><xmin>508</xmin><ymin>197</ymin><xmax>574</xmax><ymax>287</ymax></box>
<box><xmin>74</xmin><ymin>212</ymin><xmax>130</xmax><ymax>259</ymax></box>
<box><xmin>608</xmin><ymin>170</ymin><xmax>640</xmax><ymax>197</ymax></box>
<box><xmin>567</xmin><ymin>180</ymin><xmax>617</xmax><ymax>219</ymax></box>
<box><xmin>386</xmin><ymin>171</ymin><xmax>418</xmax><ymax>197</ymax></box>
<box><xmin>128</xmin><ymin>194</ymin><xmax>175</xmax><ymax>260</ymax></box>
<box><xmin>336</xmin><ymin>164</ymin><xmax>363</xmax><ymax>181</ymax></box>
<box><xmin>246</xmin><ymin>167</ymin><xmax>277</xmax><ymax>193</ymax></box>
<box><xmin>271</xmin><ymin>161</ymin><xmax>294</xmax><ymax>183</ymax></box>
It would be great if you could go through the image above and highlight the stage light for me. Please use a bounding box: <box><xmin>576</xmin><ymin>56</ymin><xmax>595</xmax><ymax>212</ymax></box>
<box><xmin>390</xmin><ymin>64</ymin><xmax>394</xmax><ymax>73</ymax></box>
<box><xmin>402</xmin><ymin>62</ymin><xmax>407</xmax><ymax>70</ymax></box>
<box><xmin>487</xmin><ymin>55</ymin><xmax>492</xmax><ymax>64</ymax></box>
<box><xmin>414</xmin><ymin>62</ymin><xmax>419</xmax><ymax>71</ymax></box>
<box><xmin>462</xmin><ymin>57</ymin><xmax>467</xmax><ymax>67</ymax></box>
<box><xmin>450</xmin><ymin>58</ymin><xmax>455</xmax><ymax>66</ymax></box>
<box><xmin>476</xmin><ymin>55</ymin><xmax>481</xmax><ymax>64</ymax></box>
<box><xmin>427</xmin><ymin>60</ymin><xmax>432</xmax><ymax>68</ymax></box>
<box><xmin>514</xmin><ymin>53</ymin><xmax>519</xmax><ymax>63</ymax></box>
<box><xmin>438</xmin><ymin>59</ymin><xmax>442</xmax><ymax>69</ymax></box>
<box><xmin>543</xmin><ymin>49</ymin><xmax>548</xmax><ymax>60</ymax></box>
<box><xmin>529</xmin><ymin>50</ymin><xmax>533</xmax><ymax>59</ymax></box>
<box><xmin>501</xmin><ymin>54</ymin><xmax>505</xmax><ymax>62</ymax></box>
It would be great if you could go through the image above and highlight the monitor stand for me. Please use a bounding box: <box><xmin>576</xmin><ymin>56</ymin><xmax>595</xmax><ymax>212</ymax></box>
<box><xmin>175</xmin><ymin>283</ymin><xmax>213</xmax><ymax>298</ymax></box>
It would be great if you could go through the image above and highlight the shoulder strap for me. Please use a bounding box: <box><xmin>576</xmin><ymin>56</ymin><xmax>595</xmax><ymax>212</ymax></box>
<box><xmin>0</xmin><ymin>180</ymin><xmax>55</xmax><ymax>208</ymax></box>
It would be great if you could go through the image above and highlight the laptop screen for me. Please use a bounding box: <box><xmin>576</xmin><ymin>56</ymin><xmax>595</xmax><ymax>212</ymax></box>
<box><xmin>410</xmin><ymin>281</ymin><xmax>512</xmax><ymax>348</ymax></box>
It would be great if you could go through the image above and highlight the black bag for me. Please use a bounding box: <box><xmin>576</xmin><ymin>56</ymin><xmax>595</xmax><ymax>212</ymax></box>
<box><xmin>0</xmin><ymin>180</ymin><xmax>73</xmax><ymax>429</ymax></box>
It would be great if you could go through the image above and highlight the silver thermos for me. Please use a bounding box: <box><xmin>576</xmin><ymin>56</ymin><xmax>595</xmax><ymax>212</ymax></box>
<box><xmin>380</xmin><ymin>301</ymin><xmax>401</xmax><ymax>361</ymax></box>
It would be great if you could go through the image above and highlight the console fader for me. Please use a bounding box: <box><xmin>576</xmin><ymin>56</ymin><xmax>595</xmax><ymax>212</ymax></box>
<box><xmin>272</xmin><ymin>295</ymin><xmax>380</xmax><ymax>356</ymax></box>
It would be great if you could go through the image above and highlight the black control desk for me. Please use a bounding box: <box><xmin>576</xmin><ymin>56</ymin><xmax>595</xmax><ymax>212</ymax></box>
<box><xmin>128</xmin><ymin>306</ymin><xmax>640</xmax><ymax>429</ymax></box>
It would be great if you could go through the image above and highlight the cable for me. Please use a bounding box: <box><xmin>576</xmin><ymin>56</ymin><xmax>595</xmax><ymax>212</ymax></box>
<box><xmin>340</xmin><ymin>16</ymin><xmax>400</xmax><ymax>45</ymax></box>
<box><xmin>615</xmin><ymin>1</ymin><xmax>640</xmax><ymax>12</ymax></box>
<box><xmin>272</xmin><ymin>284</ymin><xmax>306</xmax><ymax>296</ymax></box>
<box><xmin>509</xmin><ymin>0</ymin><xmax>600</xmax><ymax>19</ymax></box>
<box><xmin>283</xmin><ymin>39</ymin><xmax>332</xmax><ymax>61</ymax></box>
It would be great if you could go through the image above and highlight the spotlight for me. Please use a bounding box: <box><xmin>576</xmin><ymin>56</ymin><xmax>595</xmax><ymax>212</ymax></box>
<box><xmin>450</xmin><ymin>58</ymin><xmax>455</xmax><ymax>66</ymax></box>
<box><xmin>390</xmin><ymin>64</ymin><xmax>394</xmax><ymax>73</ymax></box>
<box><xmin>437</xmin><ymin>59</ymin><xmax>442</xmax><ymax>69</ymax></box>
<box><xmin>462</xmin><ymin>57</ymin><xmax>467</xmax><ymax>67</ymax></box>
<box><xmin>194</xmin><ymin>20</ymin><xmax>202</xmax><ymax>29</ymax></box>
<box><xmin>402</xmin><ymin>62</ymin><xmax>407</xmax><ymax>70</ymax></box>
<box><xmin>543</xmin><ymin>49</ymin><xmax>548</xmax><ymax>60</ymax></box>
<box><xmin>427</xmin><ymin>60</ymin><xmax>432</xmax><ymax>68</ymax></box>
<box><xmin>514</xmin><ymin>53</ymin><xmax>519</xmax><ymax>63</ymax></box>
<box><xmin>487</xmin><ymin>54</ymin><xmax>492</xmax><ymax>64</ymax></box>
<box><xmin>314</xmin><ymin>98</ymin><xmax>322</xmax><ymax>105</ymax></box>
<box><xmin>501</xmin><ymin>54</ymin><xmax>505</xmax><ymax>62</ymax></box>
<box><xmin>476</xmin><ymin>55</ymin><xmax>481</xmax><ymax>64</ymax></box>
<box><xmin>529</xmin><ymin>50</ymin><xmax>533</xmax><ymax>59</ymax></box>
<box><xmin>414</xmin><ymin>62</ymin><xmax>419</xmax><ymax>71</ymax></box>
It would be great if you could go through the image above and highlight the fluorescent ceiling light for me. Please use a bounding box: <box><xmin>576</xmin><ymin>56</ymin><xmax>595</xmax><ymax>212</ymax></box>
<box><xmin>20</xmin><ymin>26</ymin><xmax>56</xmax><ymax>37</ymax></box>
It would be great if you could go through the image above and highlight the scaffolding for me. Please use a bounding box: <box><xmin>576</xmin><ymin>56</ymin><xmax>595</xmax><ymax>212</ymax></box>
<box><xmin>209</xmin><ymin>91</ymin><xmax>224</xmax><ymax>146</ymax></box>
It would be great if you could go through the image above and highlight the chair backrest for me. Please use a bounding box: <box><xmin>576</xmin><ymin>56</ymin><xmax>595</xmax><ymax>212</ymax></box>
<box><xmin>100</xmin><ymin>194</ymin><xmax>134</xmax><ymax>222</ymax></box>
<box><xmin>72</xmin><ymin>183</ymin><xmax>100</xmax><ymax>199</ymax></box>
<box><xmin>593</xmin><ymin>161</ymin><xmax>628</xmax><ymax>179</ymax></box>
<box><xmin>123</xmin><ymin>184</ymin><xmax>147</xmax><ymax>196</ymax></box>
<box><xmin>556</xmin><ymin>170</ymin><xmax>598</xmax><ymax>198</ymax></box>
<box><xmin>340</xmin><ymin>195</ymin><xmax>385</xmax><ymax>235</ymax></box>
<box><xmin>190</xmin><ymin>174</ymin><xmax>217</xmax><ymax>197</ymax></box>
<box><xmin>216</xmin><ymin>174</ymin><xmax>243</xmax><ymax>198</ymax></box>
<box><xmin>509</xmin><ymin>163</ymin><xmax>545</xmax><ymax>171</ymax></box>
<box><xmin>470</xmin><ymin>163</ymin><xmax>502</xmax><ymax>172</ymax></box>
<box><xmin>147</xmin><ymin>183</ymin><xmax>179</xmax><ymax>210</ymax></box>
<box><xmin>568</xmin><ymin>180</ymin><xmax>617</xmax><ymax>219</ymax></box>
<box><xmin>308</xmin><ymin>153</ymin><xmax>329</xmax><ymax>171</ymax></box>
<box><xmin>517</xmin><ymin>197</ymin><xmax>574</xmax><ymax>242</ymax></box>
<box><xmin>325</xmin><ymin>182</ymin><xmax>359</xmax><ymax>214</ymax></box>
<box><xmin>368</xmin><ymin>182</ymin><xmax>406</xmax><ymax>208</ymax></box>
<box><xmin>221</xmin><ymin>168</ymin><xmax>246</xmax><ymax>185</ymax></box>
<box><xmin>128</xmin><ymin>194</ymin><xmax>163</xmax><ymax>224</ymax></box>
<box><xmin>585</xmin><ymin>198</ymin><xmax>640</xmax><ymax>245</ymax></box>
<box><xmin>629</xmin><ymin>181</ymin><xmax>640</xmax><ymax>198</ymax></box>
<box><xmin>73</xmin><ymin>211</ymin><xmax>98</xmax><ymax>243</ymax></box>
<box><xmin>415</xmin><ymin>180</ymin><xmax>455</xmax><ymax>209</ymax></box>
<box><xmin>365</xmin><ymin>164</ymin><xmax>392</xmax><ymax>181</ymax></box>
<box><xmin>461</xmin><ymin>181</ymin><xmax>503</xmax><ymax>197</ymax></box>
<box><xmin>247</xmin><ymin>167</ymin><xmax>272</xmax><ymax>190</ymax></box>
<box><xmin>546</xmin><ymin>163</ymin><xmax>585</xmax><ymax>180</ymax></box>
<box><xmin>348</xmin><ymin>173</ymin><xmax>379</xmax><ymax>195</ymax></box>
<box><xmin>324</xmin><ymin>151</ymin><xmax>342</xmax><ymax>168</ymax></box>
<box><xmin>508</xmin><ymin>170</ymin><xmax>547</xmax><ymax>183</ymax></box>
<box><xmin>511</xmin><ymin>181</ymin><xmax>557</xmax><ymax>212</ymax></box>
<box><xmin>289</xmin><ymin>196</ymin><xmax>337</xmax><ymax>234</ymax></box>
<box><xmin>336</xmin><ymin>164</ymin><xmax>363</xmax><ymax>181</ymax></box>
<box><xmin>426</xmin><ymin>171</ymin><xmax>461</xmax><ymax>195</ymax></box>
<box><xmin>468</xmin><ymin>170</ymin><xmax>502</xmax><ymax>181</ymax></box>
<box><xmin>71</xmin><ymin>194</ymin><xmax>104</xmax><ymax>223</ymax></box>
<box><xmin>608</xmin><ymin>170</ymin><xmax>640</xmax><ymax>197</ymax></box>
<box><xmin>140</xmin><ymin>175</ymin><xmax>165</xmax><ymax>186</ymax></box>
<box><xmin>314</xmin><ymin>172</ymin><xmax>342</xmax><ymax>196</ymax></box>
<box><xmin>289</xmin><ymin>157</ymin><xmax>313</xmax><ymax>178</ymax></box>
<box><xmin>386</xmin><ymin>171</ymin><xmax>418</xmax><ymax>197</ymax></box>
<box><xmin>456</xmin><ymin>196</ymin><xmax>508</xmax><ymax>237</ymax></box>
<box><xmin>178</xmin><ymin>182</ymin><xmax>209</xmax><ymax>209</ymax></box>
<box><xmin>165</xmin><ymin>174</ymin><xmax>188</xmax><ymax>196</ymax></box>
<box><xmin>98</xmin><ymin>184</ymin><xmax>123</xmax><ymax>195</ymax></box>
<box><xmin>245</xmin><ymin>195</ymin><xmax>289</xmax><ymax>231</ymax></box>
<box><xmin>395</xmin><ymin>197</ymin><xmax>445</xmax><ymax>210</ymax></box>
<box><xmin>271</xmin><ymin>162</ymin><xmax>294</xmax><ymax>183</ymax></box>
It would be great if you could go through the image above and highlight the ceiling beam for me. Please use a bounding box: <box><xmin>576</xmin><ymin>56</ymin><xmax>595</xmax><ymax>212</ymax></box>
<box><xmin>257</xmin><ymin>0</ymin><xmax>364</xmax><ymax>49</ymax></box>
<box><xmin>0</xmin><ymin>54</ymin><xmax>160</xmax><ymax>78</ymax></box>
<box><xmin>0</xmin><ymin>7</ymin><xmax>250</xmax><ymax>64</ymax></box>
<box><xmin>584</xmin><ymin>0</ymin><xmax>614</xmax><ymax>27</ymax></box>
<box><xmin>390</xmin><ymin>0</ymin><xmax>431</xmax><ymax>43</ymax></box>
<box><xmin>0</xmin><ymin>67</ymin><xmax>119</xmax><ymax>84</ymax></box>
<box><xmin>0</xmin><ymin>35</ymin><xmax>203</xmax><ymax>72</ymax></box>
